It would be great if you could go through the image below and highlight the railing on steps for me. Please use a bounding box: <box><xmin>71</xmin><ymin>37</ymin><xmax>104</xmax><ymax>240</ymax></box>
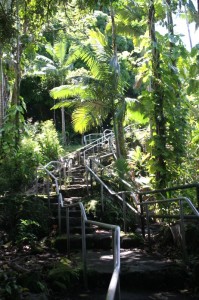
<box><xmin>138</xmin><ymin>183</ymin><xmax>199</xmax><ymax>209</ymax></box>
<box><xmin>85</xmin><ymin>156</ymin><xmax>141</xmax><ymax>231</ymax></box>
<box><xmin>36</xmin><ymin>159</ymin><xmax>72</xmax><ymax>233</ymax></box>
<box><xmin>86</xmin><ymin>156</ymin><xmax>199</xmax><ymax>262</ymax></box>
<box><xmin>34</xmin><ymin>126</ymin><xmax>199</xmax><ymax>296</ymax></box>
<box><xmin>82</xmin><ymin>130</ymin><xmax>115</xmax><ymax>163</ymax></box>
<box><xmin>85</xmin><ymin>162</ymin><xmax>139</xmax><ymax>217</ymax></box>
<box><xmin>137</xmin><ymin>183</ymin><xmax>199</xmax><ymax>241</ymax></box>
<box><xmin>62</xmin><ymin>201</ymin><xmax>121</xmax><ymax>300</ymax></box>
<box><xmin>36</xmin><ymin>160</ymin><xmax>121</xmax><ymax>299</ymax></box>
<box><xmin>140</xmin><ymin>196</ymin><xmax>199</xmax><ymax>262</ymax></box>
<box><xmin>83</xmin><ymin>129</ymin><xmax>113</xmax><ymax>145</ymax></box>
<box><xmin>81</xmin><ymin>125</ymin><xmax>143</xmax><ymax>163</ymax></box>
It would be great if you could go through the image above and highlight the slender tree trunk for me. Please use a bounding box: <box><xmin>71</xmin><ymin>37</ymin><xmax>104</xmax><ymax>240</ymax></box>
<box><xmin>148</xmin><ymin>0</ymin><xmax>167</xmax><ymax>188</ymax></box>
<box><xmin>184</xmin><ymin>5</ymin><xmax>192</xmax><ymax>50</ymax></box>
<box><xmin>61</xmin><ymin>106</ymin><xmax>67</xmax><ymax>146</ymax></box>
<box><xmin>11</xmin><ymin>0</ymin><xmax>21</xmax><ymax>148</ymax></box>
<box><xmin>61</xmin><ymin>75</ymin><xmax>67</xmax><ymax>146</ymax></box>
<box><xmin>0</xmin><ymin>48</ymin><xmax>4</xmax><ymax>129</ymax></box>
<box><xmin>110</xmin><ymin>5</ymin><xmax>126</xmax><ymax>159</ymax></box>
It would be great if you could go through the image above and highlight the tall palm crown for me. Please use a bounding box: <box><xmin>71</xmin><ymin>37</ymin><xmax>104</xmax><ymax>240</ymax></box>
<box><xmin>50</xmin><ymin>29</ymin><xmax>128</xmax><ymax>134</ymax></box>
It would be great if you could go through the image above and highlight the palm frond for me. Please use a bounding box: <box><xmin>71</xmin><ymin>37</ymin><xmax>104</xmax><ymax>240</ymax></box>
<box><xmin>51</xmin><ymin>98</ymin><xmax>80</xmax><ymax>109</ymax></box>
<box><xmin>45</xmin><ymin>44</ymin><xmax>54</xmax><ymax>58</ymax></box>
<box><xmin>89</xmin><ymin>29</ymin><xmax>112</xmax><ymax>58</ymax></box>
<box><xmin>72</xmin><ymin>105</ymin><xmax>103</xmax><ymax>133</ymax></box>
<box><xmin>35</xmin><ymin>54</ymin><xmax>54</xmax><ymax>64</ymax></box>
<box><xmin>50</xmin><ymin>84</ymin><xmax>93</xmax><ymax>100</ymax></box>
<box><xmin>54</xmin><ymin>39</ymin><xmax>68</xmax><ymax>66</ymax></box>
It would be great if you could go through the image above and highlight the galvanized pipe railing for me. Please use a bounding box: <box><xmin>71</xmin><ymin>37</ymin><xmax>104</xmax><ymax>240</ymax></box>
<box><xmin>37</xmin><ymin>160</ymin><xmax>72</xmax><ymax>233</ymax></box>
<box><xmin>85</xmin><ymin>164</ymin><xmax>139</xmax><ymax>216</ymax></box>
<box><xmin>138</xmin><ymin>183</ymin><xmax>199</xmax><ymax>209</ymax></box>
<box><xmin>140</xmin><ymin>196</ymin><xmax>199</xmax><ymax>261</ymax></box>
<box><xmin>64</xmin><ymin>201</ymin><xmax>120</xmax><ymax>300</ymax></box>
<box><xmin>82</xmin><ymin>131</ymin><xmax>114</xmax><ymax>163</ymax></box>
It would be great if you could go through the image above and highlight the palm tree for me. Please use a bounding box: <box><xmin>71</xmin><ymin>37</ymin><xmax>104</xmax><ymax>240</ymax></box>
<box><xmin>50</xmin><ymin>28</ymin><xmax>129</xmax><ymax>158</ymax></box>
<box><xmin>34</xmin><ymin>36</ymin><xmax>70</xmax><ymax>146</ymax></box>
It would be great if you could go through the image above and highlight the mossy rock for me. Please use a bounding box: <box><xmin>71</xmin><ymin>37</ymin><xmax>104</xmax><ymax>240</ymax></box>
<box><xmin>121</xmin><ymin>232</ymin><xmax>144</xmax><ymax>248</ymax></box>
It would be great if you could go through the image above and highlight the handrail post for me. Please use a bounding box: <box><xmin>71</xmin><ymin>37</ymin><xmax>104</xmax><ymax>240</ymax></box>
<box><xmin>196</xmin><ymin>185</ymin><xmax>199</xmax><ymax>209</ymax></box>
<box><xmin>90</xmin><ymin>159</ymin><xmax>93</xmax><ymax>195</ymax></box>
<box><xmin>47</xmin><ymin>174</ymin><xmax>50</xmax><ymax>209</ymax></box>
<box><xmin>81</xmin><ymin>215</ymin><xmax>88</xmax><ymax>290</ymax></box>
<box><xmin>122</xmin><ymin>192</ymin><xmax>126</xmax><ymax>233</ymax></box>
<box><xmin>36</xmin><ymin>168</ymin><xmax>38</xmax><ymax>196</ymax></box>
<box><xmin>63</xmin><ymin>161</ymin><xmax>66</xmax><ymax>185</ymax></box>
<box><xmin>114</xmin><ymin>227</ymin><xmax>121</xmax><ymax>300</ymax></box>
<box><xmin>66</xmin><ymin>207</ymin><xmax>70</xmax><ymax>258</ymax></box>
<box><xmin>179</xmin><ymin>199</ymin><xmax>187</xmax><ymax>262</ymax></box>
<box><xmin>59</xmin><ymin>169</ymin><xmax>61</xmax><ymax>189</ymax></box>
<box><xmin>146</xmin><ymin>204</ymin><xmax>151</xmax><ymax>251</ymax></box>
<box><xmin>112</xmin><ymin>229</ymin><xmax>115</xmax><ymax>258</ymax></box>
<box><xmin>58</xmin><ymin>194</ymin><xmax>61</xmax><ymax>234</ymax></box>
<box><xmin>101</xmin><ymin>184</ymin><xmax>104</xmax><ymax>212</ymax></box>
<box><xmin>139</xmin><ymin>194</ymin><xmax>145</xmax><ymax>238</ymax></box>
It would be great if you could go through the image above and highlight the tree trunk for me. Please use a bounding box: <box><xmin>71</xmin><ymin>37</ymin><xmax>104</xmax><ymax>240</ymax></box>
<box><xmin>0</xmin><ymin>49</ymin><xmax>4</xmax><ymax>129</ymax></box>
<box><xmin>110</xmin><ymin>5</ymin><xmax>126</xmax><ymax>159</ymax></box>
<box><xmin>61</xmin><ymin>106</ymin><xmax>67</xmax><ymax>146</ymax></box>
<box><xmin>148</xmin><ymin>0</ymin><xmax>167</xmax><ymax>189</ymax></box>
<box><xmin>10</xmin><ymin>0</ymin><xmax>21</xmax><ymax>148</ymax></box>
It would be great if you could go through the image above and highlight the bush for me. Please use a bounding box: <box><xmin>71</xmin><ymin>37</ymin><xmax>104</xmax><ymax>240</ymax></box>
<box><xmin>35</xmin><ymin>120</ymin><xmax>64</xmax><ymax>165</ymax></box>
<box><xmin>0</xmin><ymin>120</ymin><xmax>63</xmax><ymax>194</ymax></box>
<box><xmin>0</xmin><ymin>195</ymin><xmax>49</xmax><ymax>242</ymax></box>
<box><xmin>48</xmin><ymin>258</ymin><xmax>80</xmax><ymax>292</ymax></box>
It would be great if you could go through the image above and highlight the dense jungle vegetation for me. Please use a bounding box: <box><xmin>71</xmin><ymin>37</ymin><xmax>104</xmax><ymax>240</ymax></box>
<box><xmin>0</xmin><ymin>0</ymin><xmax>199</xmax><ymax>298</ymax></box>
<box><xmin>0</xmin><ymin>0</ymin><xmax>199</xmax><ymax>193</ymax></box>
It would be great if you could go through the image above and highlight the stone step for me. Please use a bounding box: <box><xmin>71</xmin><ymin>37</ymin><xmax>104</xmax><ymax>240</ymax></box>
<box><xmin>54</xmin><ymin>231</ymin><xmax>144</xmax><ymax>251</ymax></box>
<box><xmin>83</xmin><ymin>248</ymin><xmax>188</xmax><ymax>293</ymax></box>
<box><xmin>63</xmin><ymin>196</ymin><xmax>83</xmax><ymax>205</ymax></box>
<box><xmin>70</xmin><ymin>177</ymin><xmax>85</xmax><ymax>184</ymax></box>
<box><xmin>60</xmin><ymin>184</ymin><xmax>88</xmax><ymax>197</ymax></box>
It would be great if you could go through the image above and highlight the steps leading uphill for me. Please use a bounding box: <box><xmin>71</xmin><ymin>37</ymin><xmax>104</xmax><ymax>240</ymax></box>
<box><xmin>38</xmin><ymin>129</ymin><xmax>199</xmax><ymax>300</ymax></box>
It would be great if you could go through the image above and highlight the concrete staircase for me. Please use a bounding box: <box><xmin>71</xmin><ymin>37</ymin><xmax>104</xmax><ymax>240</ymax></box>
<box><xmin>38</xmin><ymin>133</ymin><xmax>199</xmax><ymax>299</ymax></box>
<box><xmin>44</xmin><ymin>161</ymin><xmax>193</xmax><ymax>299</ymax></box>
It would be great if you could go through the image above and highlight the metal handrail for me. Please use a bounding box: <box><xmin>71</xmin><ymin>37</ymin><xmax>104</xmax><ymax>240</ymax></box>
<box><xmin>140</xmin><ymin>196</ymin><xmax>199</xmax><ymax>261</ymax></box>
<box><xmin>38</xmin><ymin>163</ymin><xmax>65</xmax><ymax>233</ymax></box>
<box><xmin>38</xmin><ymin>159</ymin><xmax>121</xmax><ymax>299</ymax></box>
<box><xmin>82</xmin><ymin>131</ymin><xmax>115</xmax><ymax>163</ymax></box>
<box><xmin>64</xmin><ymin>201</ymin><xmax>120</xmax><ymax>300</ymax></box>
<box><xmin>86</xmin><ymin>164</ymin><xmax>139</xmax><ymax>216</ymax></box>
<box><xmin>38</xmin><ymin>165</ymin><xmax>60</xmax><ymax>195</ymax></box>
<box><xmin>138</xmin><ymin>183</ymin><xmax>199</xmax><ymax>208</ymax></box>
<box><xmin>83</xmin><ymin>133</ymin><xmax>104</xmax><ymax>145</ymax></box>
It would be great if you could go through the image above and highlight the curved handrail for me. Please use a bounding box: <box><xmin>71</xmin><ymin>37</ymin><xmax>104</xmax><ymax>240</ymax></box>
<box><xmin>38</xmin><ymin>165</ymin><xmax>60</xmax><ymax>195</ymax></box>
<box><xmin>86</xmin><ymin>164</ymin><xmax>139</xmax><ymax>215</ymax></box>
<box><xmin>38</xmin><ymin>161</ymin><xmax>121</xmax><ymax>299</ymax></box>
<box><xmin>140</xmin><ymin>196</ymin><xmax>199</xmax><ymax>261</ymax></box>
<box><xmin>83</xmin><ymin>131</ymin><xmax>114</xmax><ymax>162</ymax></box>
<box><xmin>141</xmin><ymin>196</ymin><xmax>199</xmax><ymax>214</ymax></box>
<box><xmin>65</xmin><ymin>201</ymin><xmax>120</xmax><ymax>300</ymax></box>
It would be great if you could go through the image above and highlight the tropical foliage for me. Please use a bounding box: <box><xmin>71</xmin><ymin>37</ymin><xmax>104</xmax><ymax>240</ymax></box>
<box><xmin>0</xmin><ymin>0</ymin><xmax>198</xmax><ymax>192</ymax></box>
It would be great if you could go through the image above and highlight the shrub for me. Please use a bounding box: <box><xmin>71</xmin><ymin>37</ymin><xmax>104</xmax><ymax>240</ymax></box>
<box><xmin>0</xmin><ymin>195</ymin><xmax>49</xmax><ymax>241</ymax></box>
<box><xmin>0</xmin><ymin>120</ymin><xmax>63</xmax><ymax>194</ymax></box>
